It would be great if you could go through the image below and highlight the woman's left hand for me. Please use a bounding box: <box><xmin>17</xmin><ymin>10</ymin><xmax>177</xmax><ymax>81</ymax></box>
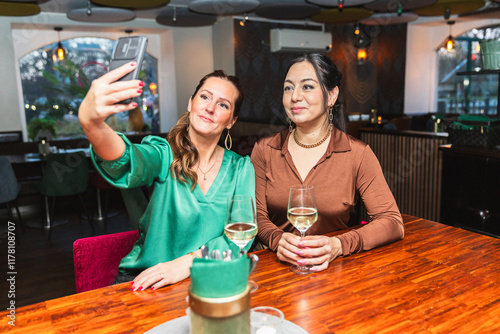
<box><xmin>132</xmin><ymin>255</ymin><xmax>192</xmax><ymax>291</ymax></box>
<box><xmin>295</xmin><ymin>236</ymin><xmax>342</xmax><ymax>272</ymax></box>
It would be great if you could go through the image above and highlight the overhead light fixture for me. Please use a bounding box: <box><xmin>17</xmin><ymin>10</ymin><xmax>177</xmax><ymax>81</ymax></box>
<box><xmin>397</xmin><ymin>3</ymin><xmax>403</xmax><ymax>16</ymax></box>
<box><xmin>67</xmin><ymin>0</ymin><xmax>135</xmax><ymax>23</ymax></box>
<box><xmin>240</xmin><ymin>13</ymin><xmax>249</xmax><ymax>26</ymax></box>
<box><xmin>52</xmin><ymin>27</ymin><xmax>67</xmax><ymax>62</ymax></box>
<box><xmin>357</xmin><ymin>47</ymin><xmax>367</xmax><ymax>65</ymax></box>
<box><xmin>354</xmin><ymin>22</ymin><xmax>360</xmax><ymax>35</ymax></box>
<box><xmin>446</xmin><ymin>20</ymin><xmax>455</xmax><ymax>52</ymax></box>
<box><xmin>444</xmin><ymin>7</ymin><xmax>451</xmax><ymax>20</ymax></box>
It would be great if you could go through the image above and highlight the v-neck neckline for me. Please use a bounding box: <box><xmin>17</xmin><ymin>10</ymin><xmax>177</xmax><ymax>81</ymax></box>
<box><xmin>193</xmin><ymin>149</ymin><xmax>228</xmax><ymax>202</ymax></box>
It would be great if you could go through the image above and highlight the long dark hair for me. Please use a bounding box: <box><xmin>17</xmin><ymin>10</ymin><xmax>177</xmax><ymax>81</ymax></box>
<box><xmin>167</xmin><ymin>70</ymin><xmax>244</xmax><ymax>190</ymax></box>
<box><xmin>287</xmin><ymin>53</ymin><xmax>345</xmax><ymax>132</ymax></box>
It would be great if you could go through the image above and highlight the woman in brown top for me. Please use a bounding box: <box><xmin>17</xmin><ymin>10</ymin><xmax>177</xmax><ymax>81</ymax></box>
<box><xmin>251</xmin><ymin>53</ymin><xmax>404</xmax><ymax>272</ymax></box>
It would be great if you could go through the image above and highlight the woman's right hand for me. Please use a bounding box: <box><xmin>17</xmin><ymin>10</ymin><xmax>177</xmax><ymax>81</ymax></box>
<box><xmin>78</xmin><ymin>61</ymin><xmax>143</xmax><ymax>159</ymax></box>
<box><xmin>79</xmin><ymin>61</ymin><xmax>143</xmax><ymax>129</ymax></box>
<box><xmin>276</xmin><ymin>232</ymin><xmax>303</xmax><ymax>264</ymax></box>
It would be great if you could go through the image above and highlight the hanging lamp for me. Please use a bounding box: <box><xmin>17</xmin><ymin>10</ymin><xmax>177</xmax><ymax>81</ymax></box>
<box><xmin>446</xmin><ymin>20</ymin><xmax>455</xmax><ymax>52</ymax></box>
<box><xmin>52</xmin><ymin>27</ymin><xmax>67</xmax><ymax>62</ymax></box>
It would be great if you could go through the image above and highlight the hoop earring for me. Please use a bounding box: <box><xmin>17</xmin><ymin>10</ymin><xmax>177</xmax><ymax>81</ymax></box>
<box><xmin>328</xmin><ymin>105</ymin><xmax>334</xmax><ymax>130</ymax></box>
<box><xmin>225</xmin><ymin>130</ymin><xmax>232</xmax><ymax>150</ymax></box>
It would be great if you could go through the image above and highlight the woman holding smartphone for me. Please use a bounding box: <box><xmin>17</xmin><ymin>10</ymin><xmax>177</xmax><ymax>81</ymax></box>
<box><xmin>79</xmin><ymin>62</ymin><xmax>254</xmax><ymax>290</ymax></box>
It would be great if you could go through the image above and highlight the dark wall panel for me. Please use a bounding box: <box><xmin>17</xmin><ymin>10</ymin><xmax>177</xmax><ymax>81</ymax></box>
<box><xmin>234</xmin><ymin>20</ymin><xmax>407</xmax><ymax>125</ymax></box>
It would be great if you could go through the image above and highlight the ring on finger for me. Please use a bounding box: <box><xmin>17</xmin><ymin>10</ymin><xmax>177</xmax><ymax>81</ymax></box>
<box><xmin>159</xmin><ymin>273</ymin><xmax>164</xmax><ymax>280</ymax></box>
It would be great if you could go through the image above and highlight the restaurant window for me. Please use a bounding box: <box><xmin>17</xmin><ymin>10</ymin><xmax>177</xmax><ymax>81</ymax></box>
<box><xmin>436</xmin><ymin>25</ymin><xmax>499</xmax><ymax>115</ymax></box>
<box><xmin>19</xmin><ymin>37</ymin><xmax>159</xmax><ymax>141</ymax></box>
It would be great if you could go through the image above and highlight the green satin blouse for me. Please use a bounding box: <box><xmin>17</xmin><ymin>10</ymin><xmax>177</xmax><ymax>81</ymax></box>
<box><xmin>91</xmin><ymin>133</ymin><xmax>255</xmax><ymax>275</ymax></box>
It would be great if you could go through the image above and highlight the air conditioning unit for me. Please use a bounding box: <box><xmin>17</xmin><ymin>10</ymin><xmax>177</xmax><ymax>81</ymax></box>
<box><xmin>270</xmin><ymin>29</ymin><xmax>332</xmax><ymax>53</ymax></box>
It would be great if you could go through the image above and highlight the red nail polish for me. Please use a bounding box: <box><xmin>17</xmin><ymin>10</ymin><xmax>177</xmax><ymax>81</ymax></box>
<box><xmin>139</xmin><ymin>82</ymin><xmax>144</xmax><ymax>87</ymax></box>
<box><xmin>151</xmin><ymin>286</ymin><xmax>155</xmax><ymax>290</ymax></box>
<box><xmin>137</xmin><ymin>89</ymin><xmax>143</xmax><ymax>94</ymax></box>
<box><xmin>131</xmin><ymin>61</ymin><xmax>137</xmax><ymax>66</ymax></box>
<box><xmin>139</xmin><ymin>286</ymin><xmax>143</xmax><ymax>291</ymax></box>
<box><xmin>131</xmin><ymin>287</ymin><xmax>134</xmax><ymax>291</ymax></box>
<box><xmin>131</xmin><ymin>102</ymin><xmax>138</xmax><ymax>107</ymax></box>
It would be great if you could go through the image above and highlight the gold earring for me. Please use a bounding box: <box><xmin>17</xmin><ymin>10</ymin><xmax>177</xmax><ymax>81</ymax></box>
<box><xmin>329</xmin><ymin>105</ymin><xmax>333</xmax><ymax>130</ymax></box>
<box><xmin>225</xmin><ymin>130</ymin><xmax>232</xmax><ymax>150</ymax></box>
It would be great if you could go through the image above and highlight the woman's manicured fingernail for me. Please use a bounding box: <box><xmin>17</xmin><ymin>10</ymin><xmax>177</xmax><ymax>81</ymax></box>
<box><xmin>151</xmin><ymin>286</ymin><xmax>155</xmax><ymax>290</ymax></box>
<box><xmin>139</xmin><ymin>81</ymin><xmax>144</xmax><ymax>87</ymax></box>
<box><xmin>131</xmin><ymin>61</ymin><xmax>137</xmax><ymax>66</ymax></box>
<box><xmin>139</xmin><ymin>286</ymin><xmax>143</xmax><ymax>291</ymax></box>
<box><xmin>297</xmin><ymin>250</ymin><xmax>304</xmax><ymax>256</ymax></box>
<box><xmin>297</xmin><ymin>260</ymin><xmax>306</xmax><ymax>265</ymax></box>
<box><xmin>131</xmin><ymin>102</ymin><xmax>138</xmax><ymax>107</ymax></box>
<box><xmin>131</xmin><ymin>286</ymin><xmax>134</xmax><ymax>291</ymax></box>
<box><xmin>298</xmin><ymin>242</ymin><xmax>304</xmax><ymax>246</ymax></box>
<box><xmin>137</xmin><ymin>89</ymin><xmax>143</xmax><ymax>94</ymax></box>
<box><xmin>310</xmin><ymin>267</ymin><xmax>317</xmax><ymax>271</ymax></box>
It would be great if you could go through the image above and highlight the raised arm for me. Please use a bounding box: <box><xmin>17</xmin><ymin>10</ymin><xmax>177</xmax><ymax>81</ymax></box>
<box><xmin>78</xmin><ymin>61</ymin><xmax>143</xmax><ymax>160</ymax></box>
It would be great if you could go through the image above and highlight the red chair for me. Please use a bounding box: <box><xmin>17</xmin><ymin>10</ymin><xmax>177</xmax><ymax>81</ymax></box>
<box><xmin>73</xmin><ymin>230</ymin><xmax>140</xmax><ymax>293</ymax></box>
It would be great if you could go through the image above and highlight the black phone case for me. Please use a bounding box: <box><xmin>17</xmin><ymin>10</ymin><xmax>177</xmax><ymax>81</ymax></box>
<box><xmin>109</xmin><ymin>36</ymin><xmax>148</xmax><ymax>104</ymax></box>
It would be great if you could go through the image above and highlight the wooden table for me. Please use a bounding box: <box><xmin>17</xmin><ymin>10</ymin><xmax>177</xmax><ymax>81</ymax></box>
<box><xmin>2</xmin><ymin>215</ymin><xmax>499</xmax><ymax>333</ymax></box>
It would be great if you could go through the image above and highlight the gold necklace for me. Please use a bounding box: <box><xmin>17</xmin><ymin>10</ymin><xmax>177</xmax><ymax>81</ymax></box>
<box><xmin>293</xmin><ymin>127</ymin><xmax>331</xmax><ymax>149</ymax></box>
<box><xmin>197</xmin><ymin>149</ymin><xmax>218</xmax><ymax>181</ymax></box>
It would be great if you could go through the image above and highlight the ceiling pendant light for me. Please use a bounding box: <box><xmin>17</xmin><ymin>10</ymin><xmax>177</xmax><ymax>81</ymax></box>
<box><xmin>52</xmin><ymin>27</ymin><xmax>67</xmax><ymax>62</ymax></box>
<box><xmin>446</xmin><ymin>36</ymin><xmax>454</xmax><ymax>52</ymax></box>
<box><xmin>446</xmin><ymin>20</ymin><xmax>455</xmax><ymax>52</ymax></box>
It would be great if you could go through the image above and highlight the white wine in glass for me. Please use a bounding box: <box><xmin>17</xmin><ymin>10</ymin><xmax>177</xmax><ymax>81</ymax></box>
<box><xmin>224</xmin><ymin>195</ymin><xmax>259</xmax><ymax>292</ymax></box>
<box><xmin>288</xmin><ymin>185</ymin><xmax>318</xmax><ymax>274</ymax></box>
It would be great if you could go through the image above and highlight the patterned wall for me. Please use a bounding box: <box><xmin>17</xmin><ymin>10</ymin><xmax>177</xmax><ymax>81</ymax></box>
<box><xmin>234</xmin><ymin>20</ymin><xmax>407</xmax><ymax>124</ymax></box>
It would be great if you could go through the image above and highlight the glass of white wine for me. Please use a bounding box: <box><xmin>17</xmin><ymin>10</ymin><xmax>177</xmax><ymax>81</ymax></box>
<box><xmin>224</xmin><ymin>195</ymin><xmax>259</xmax><ymax>292</ymax></box>
<box><xmin>287</xmin><ymin>185</ymin><xmax>318</xmax><ymax>274</ymax></box>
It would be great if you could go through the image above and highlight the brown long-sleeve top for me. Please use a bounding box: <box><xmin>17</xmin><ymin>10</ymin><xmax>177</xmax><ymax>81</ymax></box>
<box><xmin>250</xmin><ymin>128</ymin><xmax>404</xmax><ymax>255</ymax></box>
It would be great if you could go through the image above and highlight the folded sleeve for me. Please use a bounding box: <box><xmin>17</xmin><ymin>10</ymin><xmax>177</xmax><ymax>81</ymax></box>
<box><xmin>91</xmin><ymin>133</ymin><xmax>172</xmax><ymax>189</ymax></box>
<box><xmin>336</xmin><ymin>145</ymin><xmax>404</xmax><ymax>256</ymax></box>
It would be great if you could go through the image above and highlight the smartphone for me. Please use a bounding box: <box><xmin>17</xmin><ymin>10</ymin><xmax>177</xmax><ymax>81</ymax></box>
<box><xmin>109</xmin><ymin>36</ymin><xmax>148</xmax><ymax>104</ymax></box>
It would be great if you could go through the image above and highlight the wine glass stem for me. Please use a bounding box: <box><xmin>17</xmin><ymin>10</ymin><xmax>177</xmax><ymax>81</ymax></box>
<box><xmin>298</xmin><ymin>231</ymin><xmax>306</xmax><ymax>271</ymax></box>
